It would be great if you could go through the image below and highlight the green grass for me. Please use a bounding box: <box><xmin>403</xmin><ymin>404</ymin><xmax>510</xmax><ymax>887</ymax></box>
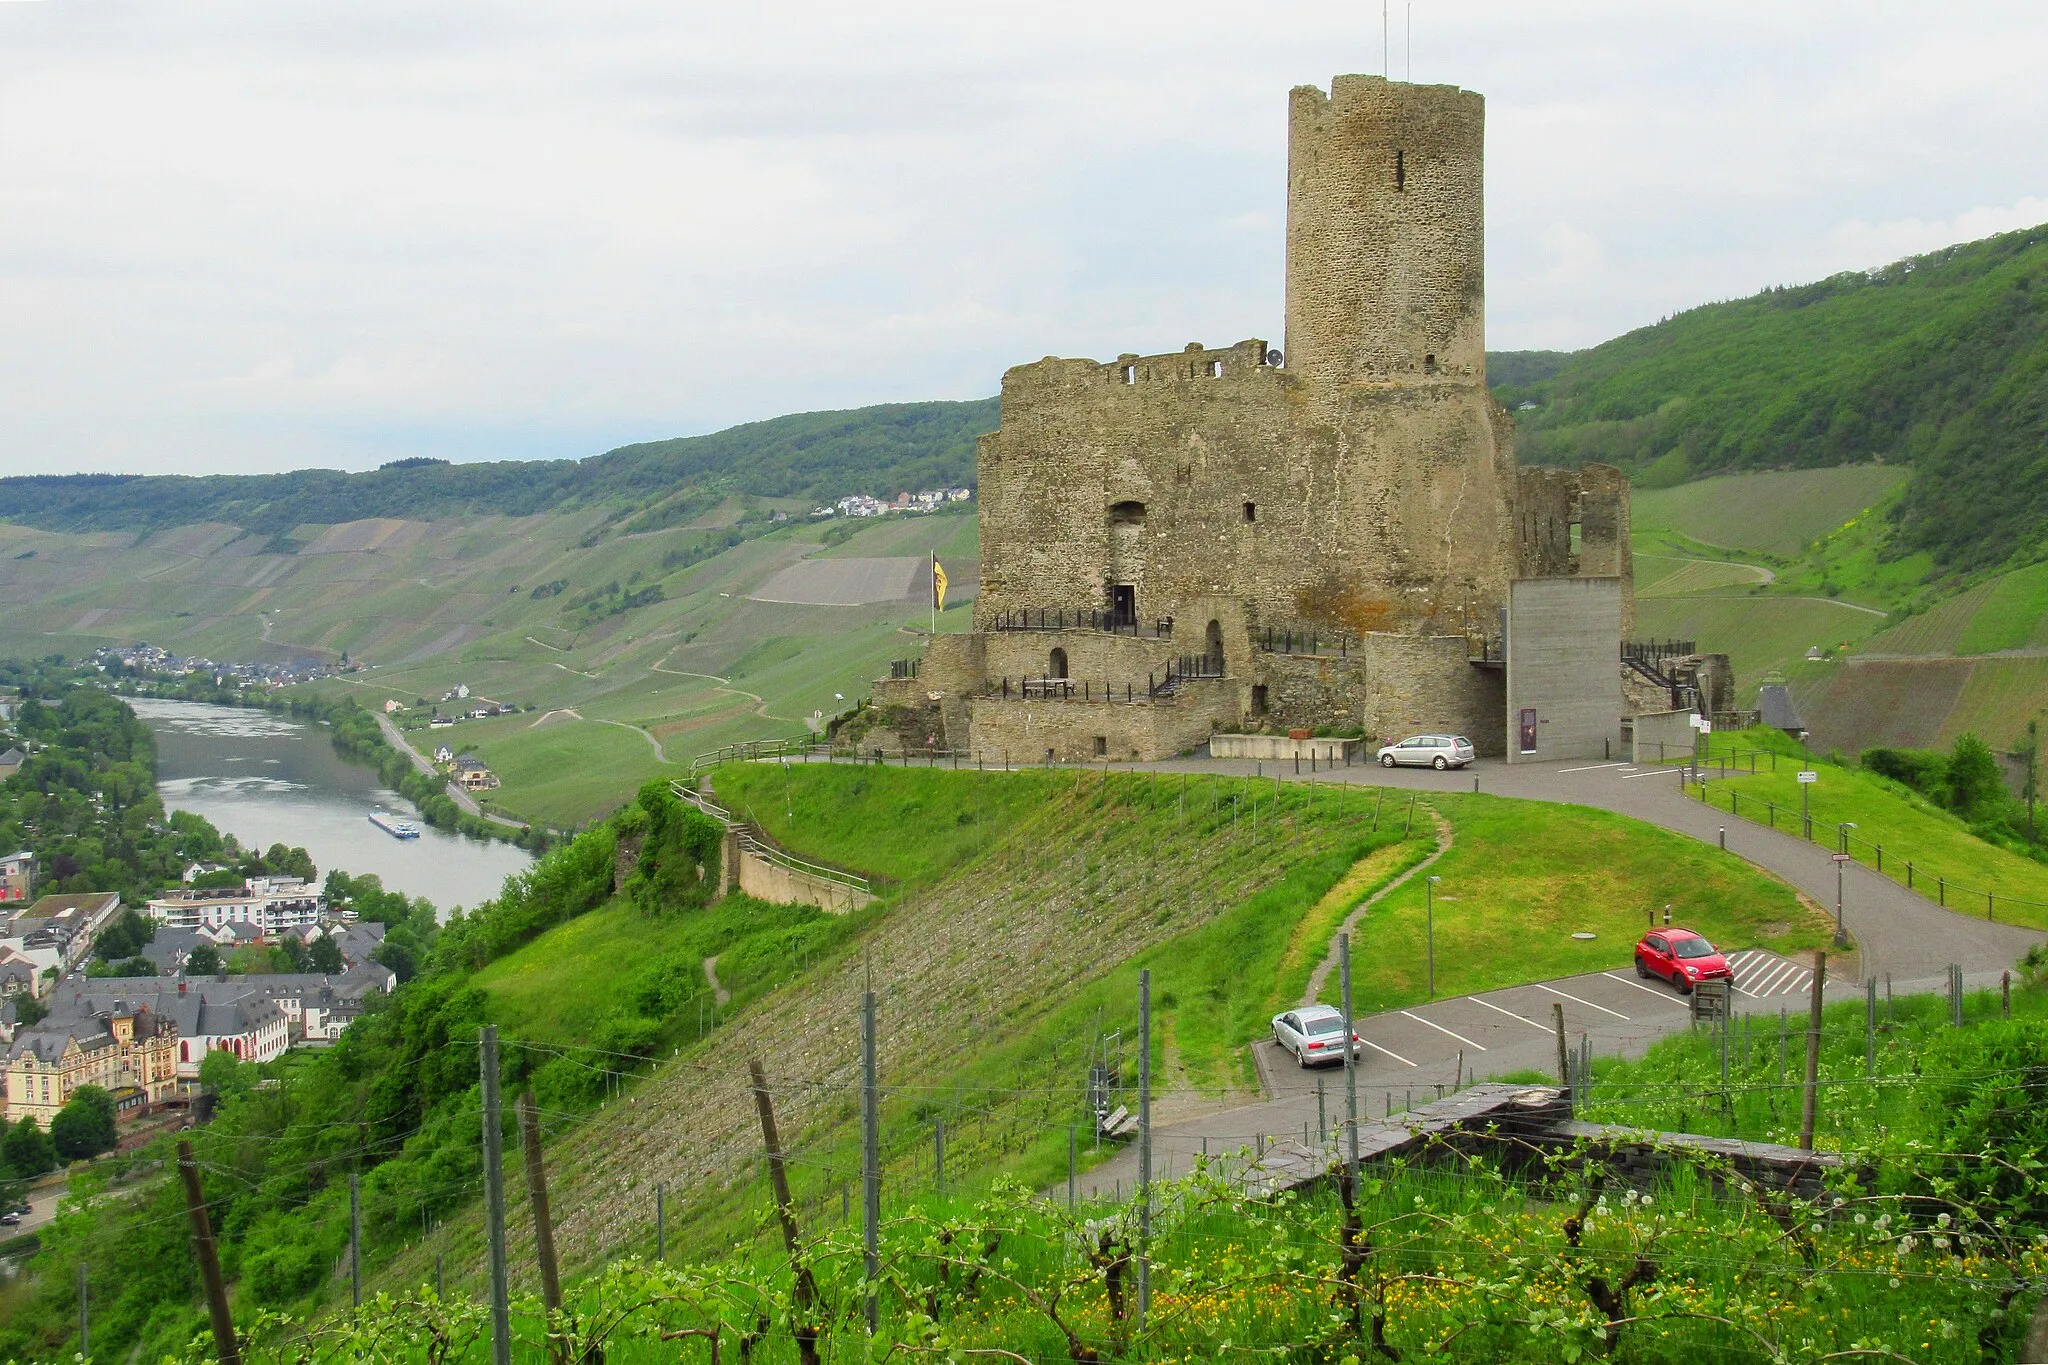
<box><xmin>474</xmin><ymin>894</ymin><xmax>863</xmax><ymax>1049</ymax></box>
<box><xmin>1630</xmin><ymin>464</ymin><xmax>1908</xmax><ymax>557</ymax></box>
<box><xmin>1699</xmin><ymin>741</ymin><xmax>2048</xmax><ymax>927</ymax></box>
<box><xmin>1631</xmin><ymin>593</ymin><xmax>1890</xmax><ymax>690</ymax></box>
<box><xmin>1312</xmin><ymin>793</ymin><xmax>1830</xmax><ymax>1014</ymax></box>
<box><xmin>1580</xmin><ymin>980</ymin><xmax>2048</xmax><ymax>1149</ymax></box>
<box><xmin>466</xmin><ymin>714</ymin><xmax>675</xmax><ymax>826</ymax></box>
<box><xmin>1632</xmin><ymin>554</ymin><xmax>1769</xmax><ymax>597</ymax></box>
<box><xmin>1957</xmin><ymin>558</ymin><xmax>2048</xmax><ymax>653</ymax></box>
<box><xmin>712</xmin><ymin>762</ymin><xmax>1071</xmax><ymax>887</ymax></box>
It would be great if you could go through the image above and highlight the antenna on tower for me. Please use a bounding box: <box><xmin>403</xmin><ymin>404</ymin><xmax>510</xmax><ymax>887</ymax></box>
<box><xmin>1382</xmin><ymin>0</ymin><xmax>1389</xmax><ymax>77</ymax></box>
<box><xmin>1407</xmin><ymin>3</ymin><xmax>1413</xmax><ymax>81</ymax></box>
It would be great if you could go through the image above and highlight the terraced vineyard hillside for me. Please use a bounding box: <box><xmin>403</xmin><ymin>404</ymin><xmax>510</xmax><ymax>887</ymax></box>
<box><xmin>387</xmin><ymin>766</ymin><xmax>1819</xmax><ymax>1295</ymax></box>
<box><xmin>0</xmin><ymin>506</ymin><xmax>980</xmax><ymax>825</ymax></box>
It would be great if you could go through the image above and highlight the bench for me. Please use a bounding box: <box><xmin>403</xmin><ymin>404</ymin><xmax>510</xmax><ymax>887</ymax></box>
<box><xmin>1097</xmin><ymin>1105</ymin><xmax>1139</xmax><ymax>1140</ymax></box>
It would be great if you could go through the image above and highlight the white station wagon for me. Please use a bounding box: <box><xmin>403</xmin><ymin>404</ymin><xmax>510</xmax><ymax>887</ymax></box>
<box><xmin>1375</xmin><ymin>734</ymin><xmax>1476</xmax><ymax>770</ymax></box>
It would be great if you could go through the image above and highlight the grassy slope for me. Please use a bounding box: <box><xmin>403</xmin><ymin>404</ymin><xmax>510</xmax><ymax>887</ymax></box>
<box><xmin>1700</xmin><ymin>743</ymin><xmax>2048</xmax><ymax>926</ymax></box>
<box><xmin>1309</xmin><ymin>793</ymin><xmax>1827</xmax><ymax>1013</ymax></box>
<box><xmin>0</xmin><ymin>506</ymin><xmax>977</xmax><ymax>827</ymax></box>
<box><xmin>1631</xmin><ymin>465</ymin><xmax>1909</xmax><ymax>557</ymax></box>
<box><xmin>390</xmin><ymin>766</ymin><xmax>1825</xmax><ymax>1296</ymax></box>
<box><xmin>1504</xmin><ymin>221</ymin><xmax>2048</xmax><ymax>573</ymax></box>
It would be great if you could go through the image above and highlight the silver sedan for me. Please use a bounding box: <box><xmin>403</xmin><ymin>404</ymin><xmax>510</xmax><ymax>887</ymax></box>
<box><xmin>1376</xmin><ymin>734</ymin><xmax>1475</xmax><ymax>770</ymax></box>
<box><xmin>1270</xmin><ymin>1006</ymin><xmax>1361</xmax><ymax>1068</ymax></box>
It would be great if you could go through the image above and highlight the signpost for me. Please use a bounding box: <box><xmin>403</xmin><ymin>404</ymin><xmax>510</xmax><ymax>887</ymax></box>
<box><xmin>1798</xmin><ymin>770</ymin><xmax>1817</xmax><ymax>840</ymax></box>
<box><xmin>1831</xmin><ymin>851</ymin><xmax>1851</xmax><ymax>946</ymax></box>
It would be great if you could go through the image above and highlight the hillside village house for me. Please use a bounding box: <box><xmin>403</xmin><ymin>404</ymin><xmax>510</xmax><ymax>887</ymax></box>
<box><xmin>4</xmin><ymin>1000</ymin><xmax>180</xmax><ymax>1129</ymax></box>
<box><xmin>452</xmin><ymin>754</ymin><xmax>499</xmax><ymax>791</ymax></box>
<box><xmin>145</xmin><ymin>876</ymin><xmax>324</xmax><ymax>935</ymax></box>
<box><xmin>433</xmin><ymin>743</ymin><xmax>455</xmax><ymax>764</ymax></box>
<box><xmin>0</xmin><ymin>748</ymin><xmax>23</xmax><ymax>781</ymax></box>
<box><xmin>0</xmin><ymin>851</ymin><xmax>32</xmax><ymax>904</ymax></box>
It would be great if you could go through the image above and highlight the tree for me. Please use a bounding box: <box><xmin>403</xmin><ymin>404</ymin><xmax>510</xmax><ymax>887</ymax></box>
<box><xmin>92</xmin><ymin>908</ymin><xmax>156</xmax><ymax>962</ymax></box>
<box><xmin>1947</xmin><ymin>733</ymin><xmax>2005</xmax><ymax>821</ymax></box>
<box><xmin>1</xmin><ymin>1117</ymin><xmax>55</xmax><ymax>1178</ymax></box>
<box><xmin>308</xmin><ymin>934</ymin><xmax>345</xmax><ymax>975</ymax></box>
<box><xmin>187</xmin><ymin>944</ymin><xmax>222</xmax><ymax>976</ymax></box>
<box><xmin>12</xmin><ymin>995</ymin><xmax>46</xmax><ymax>1028</ymax></box>
<box><xmin>198</xmin><ymin>1048</ymin><xmax>255</xmax><ymax>1101</ymax></box>
<box><xmin>49</xmin><ymin>1086</ymin><xmax>116</xmax><ymax>1161</ymax></box>
<box><xmin>261</xmin><ymin>843</ymin><xmax>317</xmax><ymax>883</ymax></box>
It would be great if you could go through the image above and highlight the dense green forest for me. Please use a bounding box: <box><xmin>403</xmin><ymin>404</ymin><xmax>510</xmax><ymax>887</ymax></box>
<box><xmin>1498</xmin><ymin>222</ymin><xmax>2048</xmax><ymax>572</ymax></box>
<box><xmin>0</xmin><ymin>399</ymin><xmax>998</xmax><ymax>536</ymax></box>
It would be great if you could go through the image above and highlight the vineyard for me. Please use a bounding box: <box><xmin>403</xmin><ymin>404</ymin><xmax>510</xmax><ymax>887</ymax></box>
<box><xmin>182</xmin><ymin>1012</ymin><xmax>2048</xmax><ymax>1364</ymax></box>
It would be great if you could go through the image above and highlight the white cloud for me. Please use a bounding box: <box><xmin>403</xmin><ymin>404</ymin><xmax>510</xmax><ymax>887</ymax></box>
<box><xmin>1</xmin><ymin>1</ymin><xmax>2045</xmax><ymax>475</ymax></box>
<box><xmin>1827</xmin><ymin>197</ymin><xmax>2048</xmax><ymax>272</ymax></box>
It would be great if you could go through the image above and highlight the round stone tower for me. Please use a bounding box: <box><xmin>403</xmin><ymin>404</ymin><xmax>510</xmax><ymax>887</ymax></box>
<box><xmin>1283</xmin><ymin>75</ymin><xmax>1487</xmax><ymax>392</ymax></box>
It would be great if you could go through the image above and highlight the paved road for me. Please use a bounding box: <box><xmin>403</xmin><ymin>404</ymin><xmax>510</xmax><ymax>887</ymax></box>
<box><xmin>1053</xmin><ymin>751</ymin><xmax>2047</xmax><ymax>1200</ymax></box>
<box><xmin>376</xmin><ymin>714</ymin><xmax>529</xmax><ymax>830</ymax></box>
<box><xmin>1077</xmin><ymin>949</ymin><xmax>1847</xmax><ymax>1199</ymax></box>
<box><xmin>1144</xmin><ymin>753</ymin><xmax>2044</xmax><ymax>985</ymax></box>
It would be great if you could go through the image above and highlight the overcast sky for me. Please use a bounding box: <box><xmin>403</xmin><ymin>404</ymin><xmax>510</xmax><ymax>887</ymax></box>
<box><xmin>3</xmin><ymin>1</ymin><xmax>2045</xmax><ymax>478</ymax></box>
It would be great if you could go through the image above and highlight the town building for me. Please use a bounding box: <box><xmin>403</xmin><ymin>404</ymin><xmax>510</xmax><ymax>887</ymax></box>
<box><xmin>0</xmin><ymin>748</ymin><xmax>23</xmax><ymax>781</ymax></box>
<box><xmin>144</xmin><ymin>876</ymin><xmax>324</xmax><ymax>935</ymax></box>
<box><xmin>861</xmin><ymin>75</ymin><xmax>1630</xmax><ymax>764</ymax></box>
<box><xmin>4</xmin><ymin>1000</ymin><xmax>180</xmax><ymax>1129</ymax></box>
<box><xmin>0</xmin><ymin>852</ymin><xmax>33</xmax><ymax>905</ymax></box>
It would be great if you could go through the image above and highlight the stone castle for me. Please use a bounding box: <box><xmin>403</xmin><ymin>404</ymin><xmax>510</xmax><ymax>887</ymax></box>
<box><xmin>866</xmin><ymin>75</ymin><xmax>1631</xmax><ymax>764</ymax></box>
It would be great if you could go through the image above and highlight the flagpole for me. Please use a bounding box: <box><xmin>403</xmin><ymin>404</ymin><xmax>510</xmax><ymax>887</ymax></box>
<box><xmin>931</xmin><ymin>552</ymin><xmax>937</xmax><ymax>636</ymax></box>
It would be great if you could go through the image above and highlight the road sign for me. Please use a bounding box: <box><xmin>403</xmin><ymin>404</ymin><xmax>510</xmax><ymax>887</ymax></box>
<box><xmin>1797</xmin><ymin>770</ymin><xmax>1818</xmax><ymax>784</ymax></box>
<box><xmin>1699</xmin><ymin>720</ymin><xmax>1713</xmax><ymax>734</ymax></box>
<box><xmin>1831</xmin><ymin>853</ymin><xmax>1851</xmax><ymax>863</ymax></box>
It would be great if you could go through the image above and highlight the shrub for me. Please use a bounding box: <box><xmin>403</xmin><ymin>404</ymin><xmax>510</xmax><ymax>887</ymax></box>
<box><xmin>1906</xmin><ymin>1016</ymin><xmax>2048</xmax><ymax>1224</ymax></box>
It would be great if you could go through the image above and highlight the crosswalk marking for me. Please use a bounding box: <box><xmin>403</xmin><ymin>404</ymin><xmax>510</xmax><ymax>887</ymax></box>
<box><xmin>1726</xmin><ymin>950</ymin><xmax>1814</xmax><ymax>999</ymax></box>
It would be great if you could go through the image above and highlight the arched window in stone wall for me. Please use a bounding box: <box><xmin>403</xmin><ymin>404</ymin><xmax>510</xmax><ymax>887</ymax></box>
<box><xmin>1205</xmin><ymin>620</ymin><xmax>1224</xmax><ymax>672</ymax></box>
<box><xmin>1109</xmin><ymin>500</ymin><xmax>1146</xmax><ymax>526</ymax></box>
<box><xmin>1049</xmin><ymin>647</ymin><xmax>1069</xmax><ymax>680</ymax></box>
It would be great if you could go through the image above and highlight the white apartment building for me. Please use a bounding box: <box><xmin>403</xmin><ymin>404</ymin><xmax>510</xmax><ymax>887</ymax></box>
<box><xmin>145</xmin><ymin>877</ymin><xmax>325</xmax><ymax>935</ymax></box>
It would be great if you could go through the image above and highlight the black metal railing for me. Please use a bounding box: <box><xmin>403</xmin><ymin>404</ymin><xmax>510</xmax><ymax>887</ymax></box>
<box><xmin>985</xmin><ymin>608</ymin><xmax>1174</xmax><ymax>638</ymax></box>
<box><xmin>1622</xmin><ymin>638</ymin><xmax>1695</xmax><ymax>666</ymax></box>
<box><xmin>1255</xmin><ymin>626</ymin><xmax>1358</xmax><ymax>657</ymax></box>
<box><xmin>889</xmin><ymin>657</ymin><xmax>921</xmax><ymax>679</ymax></box>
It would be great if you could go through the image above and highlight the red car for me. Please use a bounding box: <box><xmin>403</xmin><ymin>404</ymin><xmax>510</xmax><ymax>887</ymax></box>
<box><xmin>1634</xmin><ymin>929</ymin><xmax>1732</xmax><ymax>994</ymax></box>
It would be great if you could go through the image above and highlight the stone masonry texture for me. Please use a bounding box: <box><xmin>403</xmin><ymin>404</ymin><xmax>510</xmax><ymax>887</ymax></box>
<box><xmin>863</xmin><ymin>74</ymin><xmax>1632</xmax><ymax>761</ymax></box>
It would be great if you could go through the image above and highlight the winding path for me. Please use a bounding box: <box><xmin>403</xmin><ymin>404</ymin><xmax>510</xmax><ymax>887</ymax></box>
<box><xmin>1302</xmin><ymin>811</ymin><xmax>1453</xmax><ymax>1007</ymax></box>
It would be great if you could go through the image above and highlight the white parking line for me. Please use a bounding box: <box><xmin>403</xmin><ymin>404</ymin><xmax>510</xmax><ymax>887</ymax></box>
<box><xmin>1400</xmin><ymin>1010</ymin><xmax>1488</xmax><ymax>1051</ymax></box>
<box><xmin>1470</xmin><ymin>996</ymin><xmax>1553</xmax><ymax>1031</ymax></box>
<box><xmin>1557</xmin><ymin>762</ymin><xmax>1630</xmax><ymax>773</ymax></box>
<box><xmin>1622</xmin><ymin>767</ymin><xmax>1687</xmax><ymax>779</ymax></box>
<box><xmin>1534</xmin><ymin>982</ymin><xmax>1629</xmax><ymax>1020</ymax></box>
<box><xmin>1356</xmin><ymin>1037</ymin><xmax>1419</xmax><ymax>1068</ymax></box>
<box><xmin>1601</xmin><ymin>971</ymin><xmax>1690</xmax><ymax>1007</ymax></box>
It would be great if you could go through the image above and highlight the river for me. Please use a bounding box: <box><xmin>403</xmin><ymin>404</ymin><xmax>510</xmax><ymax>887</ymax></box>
<box><xmin>129</xmin><ymin>697</ymin><xmax>532</xmax><ymax>917</ymax></box>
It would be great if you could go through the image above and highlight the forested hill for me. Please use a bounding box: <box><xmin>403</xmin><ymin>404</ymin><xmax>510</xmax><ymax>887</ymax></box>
<box><xmin>1493</xmin><ymin>222</ymin><xmax>2048</xmax><ymax>572</ymax></box>
<box><xmin>0</xmin><ymin>399</ymin><xmax>999</xmax><ymax>535</ymax></box>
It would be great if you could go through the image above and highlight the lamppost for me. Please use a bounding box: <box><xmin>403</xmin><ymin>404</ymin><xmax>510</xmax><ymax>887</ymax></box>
<box><xmin>1837</xmin><ymin>820</ymin><xmax>1856</xmax><ymax>855</ymax></box>
<box><xmin>781</xmin><ymin>757</ymin><xmax>793</xmax><ymax>821</ymax></box>
<box><xmin>1832</xmin><ymin>827</ymin><xmax>1855</xmax><ymax>949</ymax></box>
<box><xmin>1425</xmin><ymin>875</ymin><xmax>1443</xmax><ymax>998</ymax></box>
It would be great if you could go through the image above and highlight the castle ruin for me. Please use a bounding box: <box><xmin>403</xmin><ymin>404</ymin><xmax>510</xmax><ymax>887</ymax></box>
<box><xmin>865</xmin><ymin>75</ymin><xmax>1631</xmax><ymax>763</ymax></box>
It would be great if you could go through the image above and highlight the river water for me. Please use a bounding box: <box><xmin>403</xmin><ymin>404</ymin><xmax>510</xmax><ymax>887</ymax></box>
<box><xmin>129</xmin><ymin>697</ymin><xmax>532</xmax><ymax>917</ymax></box>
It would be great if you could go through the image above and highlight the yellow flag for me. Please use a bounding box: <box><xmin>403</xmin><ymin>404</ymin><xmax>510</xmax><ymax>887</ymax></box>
<box><xmin>933</xmin><ymin>556</ymin><xmax>948</xmax><ymax>611</ymax></box>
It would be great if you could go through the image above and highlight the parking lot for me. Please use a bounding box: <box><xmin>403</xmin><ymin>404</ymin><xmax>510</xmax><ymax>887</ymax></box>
<box><xmin>1253</xmin><ymin>949</ymin><xmax>1817</xmax><ymax>1110</ymax></box>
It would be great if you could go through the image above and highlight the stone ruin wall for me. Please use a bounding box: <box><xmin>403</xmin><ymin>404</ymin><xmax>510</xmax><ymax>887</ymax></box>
<box><xmin>888</xmin><ymin>75</ymin><xmax>1629</xmax><ymax>760</ymax></box>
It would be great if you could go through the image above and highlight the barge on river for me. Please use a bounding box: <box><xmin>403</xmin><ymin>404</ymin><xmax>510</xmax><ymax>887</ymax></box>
<box><xmin>368</xmin><ymin>811</ymin><xmax>422</xmax><ymax>840</ymax></box>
